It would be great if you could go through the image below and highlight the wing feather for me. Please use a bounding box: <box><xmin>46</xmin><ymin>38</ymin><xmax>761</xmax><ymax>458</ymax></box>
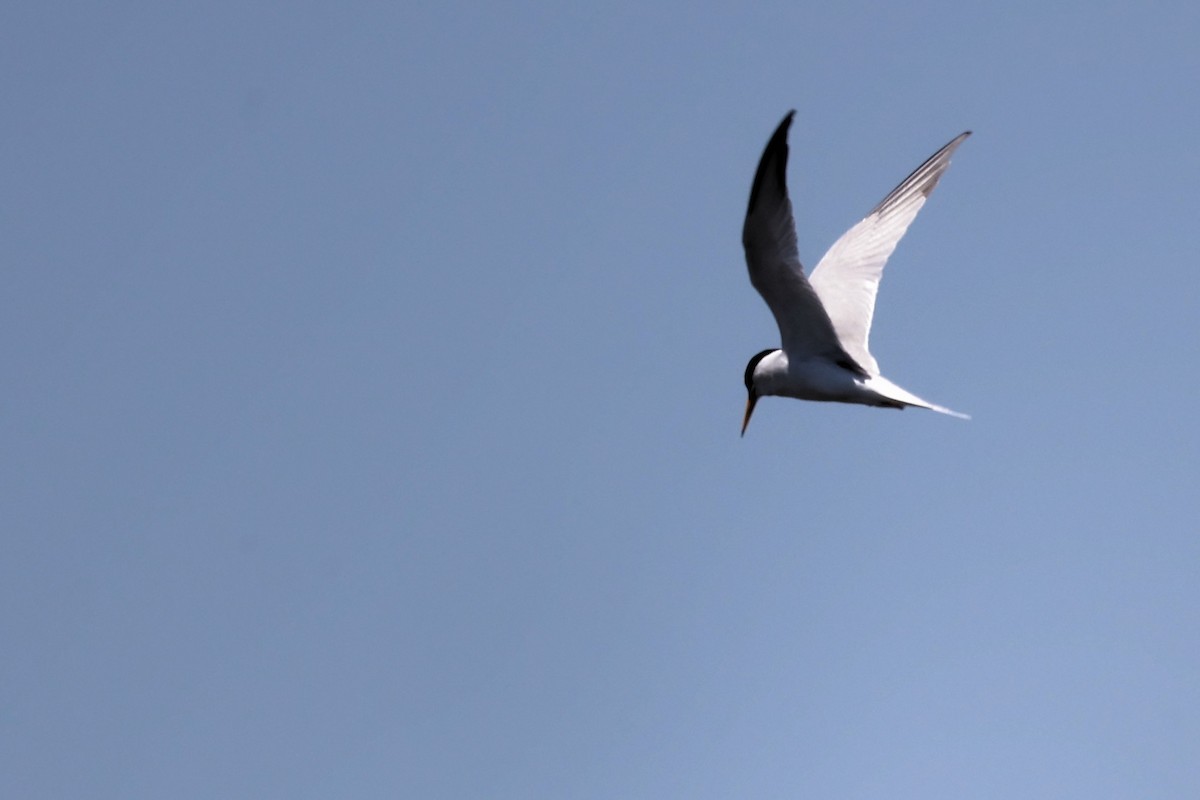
<box><xmin>808</xmin><ymin>132</ymin><xmax>970</xmax><ymax>375</ymax></box>
<box><xmin>742</xmin><ymin>112</ymin><xmax>863</xmax><ymax>372</ymax></box>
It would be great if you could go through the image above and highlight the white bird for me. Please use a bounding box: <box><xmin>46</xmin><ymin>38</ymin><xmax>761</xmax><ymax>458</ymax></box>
<box><xmin>740</xmin><ymin>111</ymin><xmax>970</xmax><ymax>435</ymax></box>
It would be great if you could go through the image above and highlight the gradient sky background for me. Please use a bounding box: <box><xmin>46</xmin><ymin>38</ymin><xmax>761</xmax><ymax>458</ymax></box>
<box><xmin>3</xmin><ymin>2</ymin><xmax>1198</xmax><ymax>798</ymax></box>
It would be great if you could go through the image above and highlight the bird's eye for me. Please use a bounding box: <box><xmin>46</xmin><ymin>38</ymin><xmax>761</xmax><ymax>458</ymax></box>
<box><xmin>744</xmin><ymin>348</ymin><xmax>776</xmax><ymax>390</ymax></box>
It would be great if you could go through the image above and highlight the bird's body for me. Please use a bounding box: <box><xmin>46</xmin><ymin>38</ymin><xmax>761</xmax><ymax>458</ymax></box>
<box><xmin>750</xmin><ymin>350</ymin><xmax>906</xmax><ymax>408</ymax></box>
<box><xmin>740</xmin><ymin>111</ymin><xmax>970</xmax><ymax>434</ymax></box>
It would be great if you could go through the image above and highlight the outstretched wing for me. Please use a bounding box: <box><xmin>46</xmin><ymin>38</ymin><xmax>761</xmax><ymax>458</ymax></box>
<box><xmin>742</xmin><ymin>111</ymin><xmax>863</xmax><ymax>371</ymax></box>
<box><xmin>809</xmin><ymin>132</ymin><xmax>970</xmax><ymax>375</ymax></box>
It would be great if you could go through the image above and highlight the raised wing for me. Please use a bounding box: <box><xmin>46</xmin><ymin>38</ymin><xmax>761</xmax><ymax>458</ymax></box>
<box><xmin>809</xmin><ymin>132</ymin><xmax>970</xmax><ymax>375</ymax></box>
<box><xmin>742</xmin><ymin>111</ymin><xmax>863</xmax><ymax>371</ymax></box>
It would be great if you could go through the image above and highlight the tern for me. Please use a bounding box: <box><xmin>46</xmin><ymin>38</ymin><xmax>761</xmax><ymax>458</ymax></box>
<box><xmin>740</xmin><ymin>111</ymin><xmax>970</xmax><ymax>435</ymax></box>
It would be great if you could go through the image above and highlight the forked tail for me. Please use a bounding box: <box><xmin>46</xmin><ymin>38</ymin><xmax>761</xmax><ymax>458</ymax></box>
<box><xmin>866</xmin><ymin>375</ymin><xmax>970</xmax><ymax>419</ymax></box>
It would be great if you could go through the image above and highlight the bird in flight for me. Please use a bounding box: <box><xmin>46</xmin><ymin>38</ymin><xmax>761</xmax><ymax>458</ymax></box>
<box><xmin>740</xmin><ymin>111</ymin><xmax>970</xmax><ymax>435</ymax></box>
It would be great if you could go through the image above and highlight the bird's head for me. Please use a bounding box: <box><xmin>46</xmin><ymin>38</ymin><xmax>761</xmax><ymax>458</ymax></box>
<box><xmin>741</xmin><ymin>348</ymin><xmax>778</xmax><ymax>436</ymax></box>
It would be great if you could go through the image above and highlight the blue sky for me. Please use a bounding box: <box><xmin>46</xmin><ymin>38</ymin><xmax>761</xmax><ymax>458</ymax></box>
<box><xmin>3</xmin><ymin>2</ymin><xmax>1198</xmax><ymax>797</ymax></box>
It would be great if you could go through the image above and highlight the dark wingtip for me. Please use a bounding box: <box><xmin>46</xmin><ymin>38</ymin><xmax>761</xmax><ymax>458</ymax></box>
<box><xmin>746</xmin><ymin>111</ymin><xmax>796</xmax><ymax>216</ymax></box>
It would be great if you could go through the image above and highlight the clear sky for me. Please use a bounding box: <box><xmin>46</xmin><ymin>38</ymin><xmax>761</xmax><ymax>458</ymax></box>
<box><xmin>3</xmin><ymin>2</ymin><xmax>1198</xmax><ymax>798</ymax></box>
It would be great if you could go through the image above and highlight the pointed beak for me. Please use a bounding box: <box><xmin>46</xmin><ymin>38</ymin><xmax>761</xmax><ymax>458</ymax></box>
<box><xmin>741</xmin><ymin>391</ymin><xmax>759</xmax><ymax>437</ymax></box>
